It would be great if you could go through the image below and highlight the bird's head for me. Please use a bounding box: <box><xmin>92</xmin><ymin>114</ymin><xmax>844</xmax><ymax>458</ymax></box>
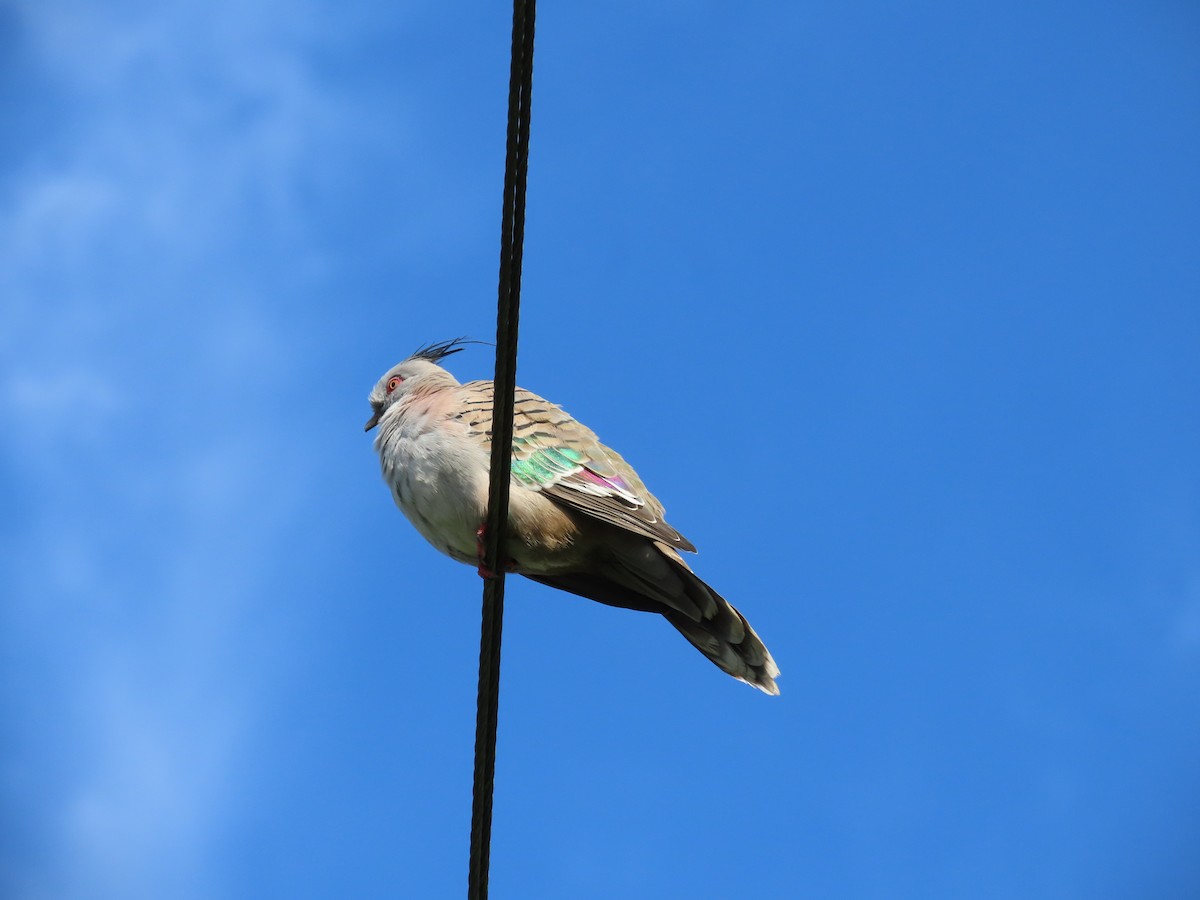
<box><xmin>364</xmin><ymin>338</ymin><xmax>476</xmax><ymax>431</ymax></box>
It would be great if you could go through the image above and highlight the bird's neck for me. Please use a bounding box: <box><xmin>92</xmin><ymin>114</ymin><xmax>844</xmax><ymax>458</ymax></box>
<box><xmin>387</xmin><ymin>379</ymin><xmax>457</xmax><ymax>431</ymax></box>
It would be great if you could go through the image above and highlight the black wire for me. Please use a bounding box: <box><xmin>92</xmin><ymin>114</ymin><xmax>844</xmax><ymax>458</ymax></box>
<box><xmin>469</xmin><ymin>1</ymin><xmax>536</xmax><ymax>898</ymax></box>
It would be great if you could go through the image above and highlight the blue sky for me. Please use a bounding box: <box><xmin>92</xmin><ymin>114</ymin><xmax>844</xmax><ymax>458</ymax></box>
<box><xmin>2</xmin><ymin>1</ymin><xmax>1198</xmax><ymax>897</ymax></box>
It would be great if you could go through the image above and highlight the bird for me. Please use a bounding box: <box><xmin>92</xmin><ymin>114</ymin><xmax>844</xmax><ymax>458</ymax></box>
<box><xmin>365</xmin><ymin>338</ymin><xmax>780</xmax><ymax>694</ymax></box>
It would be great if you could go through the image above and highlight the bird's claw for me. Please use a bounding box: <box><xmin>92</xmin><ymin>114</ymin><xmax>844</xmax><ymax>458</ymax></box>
<box><xmin>476</xmin><ymin>560</ymin><xmax>517</xmax><ymax>580</ymax></box>
<box><xmin>475</xmin><ymin>523</ymin><xmax>515</xmax><ymax>579</ymax></box>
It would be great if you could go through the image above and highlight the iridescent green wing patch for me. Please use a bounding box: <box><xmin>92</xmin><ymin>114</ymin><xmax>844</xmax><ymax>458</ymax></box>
<box><xmin>510</xmin><ymin>442</ymin><xmax>585</xmax><ymax>489</ymax></box>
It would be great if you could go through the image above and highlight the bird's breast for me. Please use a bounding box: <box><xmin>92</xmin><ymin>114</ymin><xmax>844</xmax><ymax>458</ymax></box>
<box><xmin>374</xmin><ymin>404</ymin><xmax>591</xmax><ymax>573</ymax></box>
<box><xmin>376</xmin><ymin>412</ymin><xmax>488</xmax><ymax>564</ymax></box>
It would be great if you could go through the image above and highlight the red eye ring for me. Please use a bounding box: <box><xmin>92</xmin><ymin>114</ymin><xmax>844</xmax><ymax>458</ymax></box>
<box><xmin>386</xmin><ymin>376</ymin><xmax>403</xmax><ymax>393</ymax></box>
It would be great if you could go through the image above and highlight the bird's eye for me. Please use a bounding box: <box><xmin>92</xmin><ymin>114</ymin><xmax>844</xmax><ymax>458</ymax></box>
<box><xmin>386</xmin><ymin>376</ymin><xmax>403</xmax><ymax>393</ymax></box>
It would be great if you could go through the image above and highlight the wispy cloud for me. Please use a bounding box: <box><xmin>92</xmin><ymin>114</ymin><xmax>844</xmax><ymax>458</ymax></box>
<box><xmin>1</xmin><ymin>2</ymin><xmax>366</xmax><ymax>896</ymax></box>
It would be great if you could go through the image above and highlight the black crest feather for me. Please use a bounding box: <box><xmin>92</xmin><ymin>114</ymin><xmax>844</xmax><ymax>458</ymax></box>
<box><xmin>409</xmin><ymin>337</ymin><xmax>487</xmax><ymax>364</ymax></box>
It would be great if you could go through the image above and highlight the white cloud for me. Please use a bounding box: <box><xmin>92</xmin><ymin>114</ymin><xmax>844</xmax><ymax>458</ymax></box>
<box><xmin>0</xmin><ymin>1</ymin><xmax>372</xmax><ymax>896</ymax></box>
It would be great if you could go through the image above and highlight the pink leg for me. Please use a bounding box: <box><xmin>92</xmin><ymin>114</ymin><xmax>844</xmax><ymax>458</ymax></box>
<box><xmin>475</xmin><ymin>523</ymin><xmax>517</xmax><ymax>579</ymax></box>
<box><xmin>475</xmin><ymin>525</ymin><xmax>495</xmax><ymax>579</ymax></box>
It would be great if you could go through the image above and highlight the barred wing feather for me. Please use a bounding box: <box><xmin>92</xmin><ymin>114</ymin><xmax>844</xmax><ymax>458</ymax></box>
<box><xmin>457</xmin><ymin>382</ymin><xmax>696</xmax><ymax>552</ymax></box>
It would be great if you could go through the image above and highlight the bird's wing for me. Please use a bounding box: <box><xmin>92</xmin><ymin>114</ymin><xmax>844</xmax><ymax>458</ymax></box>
<box><xmin>457</xmin><ymin>381</ymin><xmax>696</xmax><ymax>552</ymax></box>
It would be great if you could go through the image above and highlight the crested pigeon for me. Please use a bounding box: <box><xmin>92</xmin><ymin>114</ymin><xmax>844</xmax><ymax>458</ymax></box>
<box><xmin>365</xmin><ymin>339</ymin><xmax>780</xmax><ymax>695</ymax></box>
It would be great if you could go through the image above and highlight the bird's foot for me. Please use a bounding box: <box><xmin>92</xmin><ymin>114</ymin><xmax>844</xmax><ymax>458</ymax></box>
<box><xmin>475</xmin><ymin>524</ymin><xmax>517</xmax><ymax>579</ymax></box>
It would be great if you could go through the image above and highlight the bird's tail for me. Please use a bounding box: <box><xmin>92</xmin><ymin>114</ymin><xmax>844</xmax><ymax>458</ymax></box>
<box><xmin>649</xmin><ymin>542</ymin><xmax>780</xmax><ymax>695</ymax></box>
<box><xmin>662</xmin><ymin>600</ymin><xmax>780</xmax><ymax>696</ymax></box>
<box><xmin>524</xmin><ymin>540</ymin><xmax>780</xmax><ymax>695</ymax></box>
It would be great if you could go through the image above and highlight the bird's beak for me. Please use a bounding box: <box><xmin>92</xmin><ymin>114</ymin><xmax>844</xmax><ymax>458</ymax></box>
<box><xmin>364</xmin><ymin>410</ymin><xmax>381</xmax><ymax>432</ymax></box>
